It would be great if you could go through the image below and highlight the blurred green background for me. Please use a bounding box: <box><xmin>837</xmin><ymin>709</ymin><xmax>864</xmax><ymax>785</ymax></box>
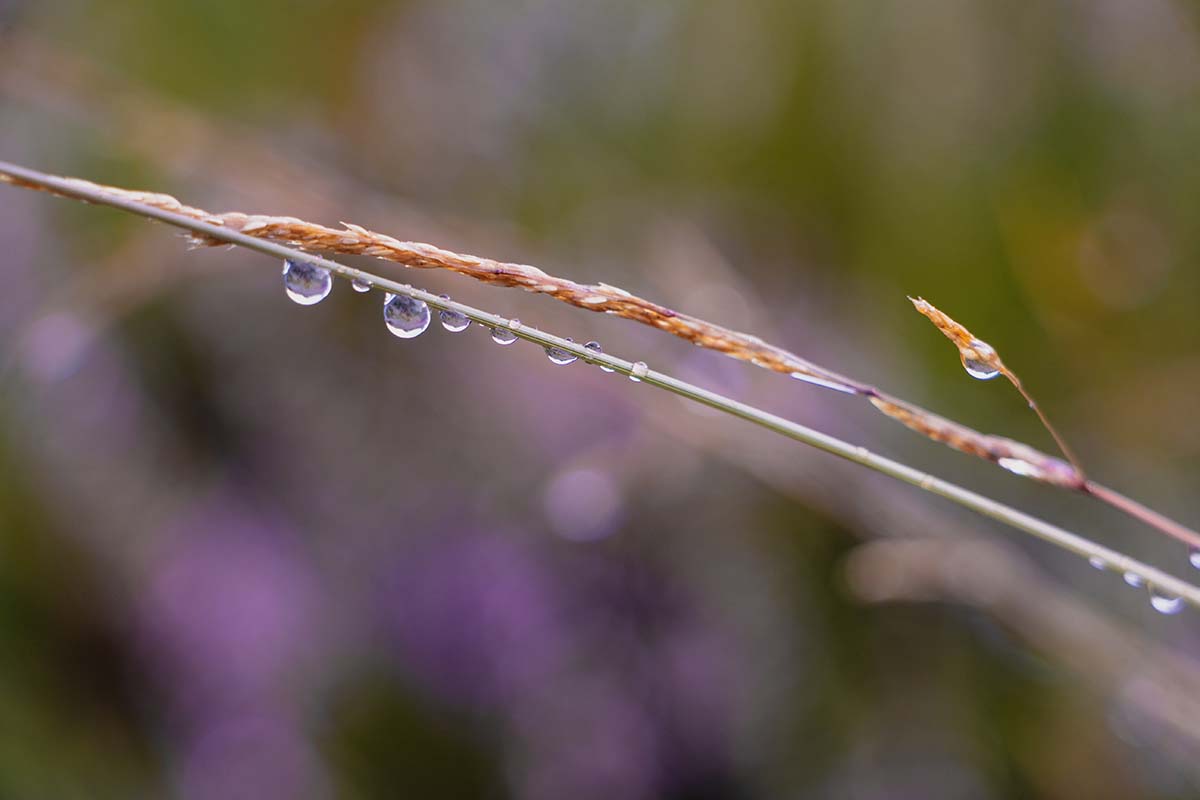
<box><xmin>2</xmin><ymin>1</ymin><xmax>1200</xmax><ymax>797</ymax></box>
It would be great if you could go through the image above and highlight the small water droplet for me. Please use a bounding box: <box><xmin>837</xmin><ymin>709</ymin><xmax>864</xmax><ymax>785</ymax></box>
<box><xmin>491</xmin><ymin>327</ymin><xmax>518</xmax><ymax>346</ymax></box>
<box><xmin>629</xmin><ymin>361</ymin><xmax>649</xmax><ymax>382</ymax></box>
<box><xmin>382</xmin><ymin>293</ymin><xmax>430</xmax><ymax>339</ymax></box>
<box><xmin>584</xmin><ymin>341</ymin><xmax>615</xmax><ymax>372</ymax></box>
<box><xmin>961</xmin><ymin>340</ymin><xmax>1000</xmax><ymax>380</ymax></box>
<box><xmin>282</xmin><ymin>259</ymin><xmax>332</xmax><ymax>305</ymax></box>
<box><xmin>998</xmin><ymin>457</ymin><xmax>1041</xmax><ymax>479</ymax></box>
<box><xmin>435</xmin><ymin>295</ymin><xmax>470</xmax><ymax>332</ymax></box>
<box><xmin>545</xmin><ymin>337</ymin><xmax>578</xmax><ymax>365</ymax></box>
<box><xmin>1149</xmin><ymin>587</ymin><xmax>1185</xmax><ymax>615</ymax></box>
<box><xmin>1088</xmin><ymin>556</ymin><xmax>1106</xmax><ymax>570</ymax></box>
<box><xmin>1123</xmin><ymin>571</ymin><xmax>1145</xmax><ymax>588</ymax></box>
<box><xmin>351</xmin><ymin>278</ymin><xmax>371</xmax><ymax>293</ymax></box>
<box><xmin>790</xmin><ymin>372</ymin><xmax>857</xmax><ymax>394</ymax></box>
<box><xmin>507</xmin><ymin>318</ymin><xmax>521</xmax><ymax>330</ymax></box>
<box><xmin>1189</xmin><ymin>547</ymin><xmax>1200</xmax><ymax>570</ymax></box>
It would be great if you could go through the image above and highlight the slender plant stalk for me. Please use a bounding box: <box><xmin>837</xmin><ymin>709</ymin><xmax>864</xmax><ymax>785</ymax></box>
<box><xmin>3</xmin><ymin>164</ymin><xmax>1194</xmax><ymax>552</ymax></box>
<box><xmin>2</xmin><ymin>160</ymin><xmax>1199</xmax><ymax>606</ymax></box>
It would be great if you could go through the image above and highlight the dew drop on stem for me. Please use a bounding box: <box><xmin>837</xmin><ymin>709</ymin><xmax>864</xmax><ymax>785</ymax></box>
<box><xmin>437</xmin><ymin>295</ymin><xmax>470</xmax><ymax>332</ymax></box>
<box><xmin>351</xmin><ymin>278</ymin><xmax>371</xmax><ymax>293</ymax></box>
<box><xmin>1088</xmin><ymin>556</ymin><xmax>1106</xmax><ymax>570</ymax></box>
<box><xmin>584</xmin><ymin>341</ymin><xmax>615</xmax><ymax>372</ymax></box>
<box><xmin>491</xmin><ymin>327</ymin><xmax>517</xmax><ymax>346</ymax></box>
<box><xmin>1149</xmin><ymin>587</ymin><xmax>1185</xmax><ymax>615</ymax></box>
<box><xmin>283</xmin><ymin>259</ymin><xmax>332</xmax><ymax>305</ymax></box>
<box><xmin>383</xmin><ymin>293</ymin><xmax>430</xmax><ymax>339</ymax></box>
<box><xmin>629</xmin><ymin>361</ymin><xmax>649</xmax><ymax>382</ymax></box>
<box><xmin>1189</xmin><ymin>547</ymin><xmax>1200</xmax><ymax>570</ymax></box>
<box><xmin>961</xmin><ymin>340</ymin><xmax>1000</xmax><ymax>380</ymax></box>
<box><xmin>545</xmin><ymin>338</ymin><xmax>578</xmax><ymax>365</ymax></box>
<box><xmin>1123</xmin><ymin>571</ymin><xmax>1144</xmax><ymax>588</ymax></box>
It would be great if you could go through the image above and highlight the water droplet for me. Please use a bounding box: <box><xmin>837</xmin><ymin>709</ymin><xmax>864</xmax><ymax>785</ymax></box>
<box><xmin>545</xmin><ymin>337</ymin><xmax>578</xmax><ymax>365</ymax></box>
<box><xmin>790</xmin><ymin>371</ymin><xmax>857</xmax><ymax>394</ymax></box>
<box><xmin>1190</xmin><ymin>547</ymin><xmax>1200</xmax><ymax>570</ymax></box>
<box><xmin>382</xmin><ymin>293</ymin><xmax>430</xmax><ymax>339</ymax></box>
<box><xmin>584</xmin><ymin>341</ymin><xmax>615</xmax><ymax>372</ymax></box>
<box><xmin>1123</xmin><ymin>571</ymin><xmax>1145</xmax><ymax>588</ymax></box>
<box><xmin>351</xmin><ymin>278</ymin><xmax>371</xmax><ymax>293</ymax></box>
<box><xmin>1149</xmin><ymin>587</ymin><xmax>1185</xmax><ymax>615</ymax></box>
<box><xmin>629</xmin><ymin>361</ymin><xmax>649</xmax><ymax>382</ymax></box>
<box><xmin>961</xmin><ymin>340</ymin><xmax>1000</xmax><ymax>380</ymax></box>
<box><xmin>436</xmin><ymin>295</ymin><xmax>470</xmax><ymax>332</ymax></box>
<box><xmin>1088</xmin><ymin>556</ymin><xmax>1106</xmax><ymax>570</ymax></box>
<box><xmin>282</xmin><ymin>259</ymin><xmax>332</xmax><ymax>305</ymax></box>
<box><xmin>997</xmin><ymin>457</ymin><xmax>1041</xmax><ymax>479</ymax></box>
<box><xmin>491</xmin><ymin>327</ymin><xmax>517</xmax><ymax>346</ymax></box>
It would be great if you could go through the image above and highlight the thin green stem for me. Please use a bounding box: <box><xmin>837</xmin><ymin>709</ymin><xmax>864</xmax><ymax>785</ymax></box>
<box><xmin>3</xmin><ymin>161</ymin><xmax>1199</xmax><ymax>607</ymax></box>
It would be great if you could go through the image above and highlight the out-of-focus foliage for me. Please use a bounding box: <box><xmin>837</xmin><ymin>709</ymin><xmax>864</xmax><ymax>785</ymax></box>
<box><xmin>2</xmin><ymin>1</ymin><xmax>1200</xmax><ymax>797</ymax></box>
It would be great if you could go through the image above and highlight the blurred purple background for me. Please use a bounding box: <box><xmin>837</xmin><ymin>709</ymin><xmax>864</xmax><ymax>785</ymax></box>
<box><xmin>2</xmin><ymin>1</ymin><xmax>1200</xmax><ymax>797</ymax></box>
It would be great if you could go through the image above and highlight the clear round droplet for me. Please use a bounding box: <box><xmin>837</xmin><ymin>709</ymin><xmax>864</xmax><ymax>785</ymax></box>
<box><xmin>962</xmin><ymin>357</ymin><xmax>1000</xmax><ymax>380</ymax></box>
<box><xmin>351</xmin><ymin>278</ymin><xmax>371</xmax><ymax>293</ymax></box>
<box><xmin>629</xmin><ymin>361</ymin><xmax>649</xmax><ymax>382</ymax></box>
<box><xmin>545</xmin><ymin>337</ymin><xmax>578</xmax><ymax>366</ymax></box>
<box><xmin>1149</xmin><ymin>587</ymin><xmax>1185</xmax><ymax>615</ymax></box>
<box><xmin>1189</xmin><ymin>547</ymin><xmax>1200</xmax><ymax>570</ymax></box>
<box><xmin>491</xmin><ymin>327</ymin><xmax>517</xmax><ymax>346</ymax></box>
<box><xmin>382</xmin><ymin>293</ymin><xmax>430</xmax><ymax>339</ymax></box>
<box><xmin>282</xmin><ymin>259</ymin><xmax>332</xmax><ymax>305</ymax></box>
<box><xmin>584</xmin><ymin>341</ymin><xmax>616</xmax><ymax>372</ymax></box>
<box><xmin>1123</xmin><ymin>571</ymin><xmax>1145</xmax><ymax>588</ymax></box>
<box><xmin>1088</xmin><ymin>556</ymin><xmax>1106</xmax><ymax>570</ymax></box>
<box><xmin>436</xmin><ymin>295</ymin><xmax>470</xmax><ymax>332</ymax></box>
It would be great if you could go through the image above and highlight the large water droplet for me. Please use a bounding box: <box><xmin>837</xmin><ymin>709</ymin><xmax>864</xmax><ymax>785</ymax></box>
<box><xmin>436</xmin><ymin>295</ymin><xmax>470</xmax><ymax>332</ymax></box>
<box><xmin>961</xmin><ymin>340</ymin><xmax>1000</xmax><ymax>380</ymax></box>
<box><xmin>351</xmin><ymin>278</ymin><xmax>371</xmax><ymax>293</ymax></box>
<box><xmin>1088</xmin><ymin>556</ymin><xmax>1106</xmax><ymax>570</ymax></box>
<box><xmin>1149</xmin><ymin>587</ymin><xmax>1185</xmax><ymax>615</ymax></box>
<box><xmin>629</xmin><ymin>361</ymin><xmax>649</xmax><ymax>382</ymax></box>
<box><xmin>491</xmin><ymin>327</ymin><xmax>517</xmax><ymax>346</ymax></box>
<box><xmin>282</xmin><ymin>259</ymin><xmax>332</xmax><ymax>305</ymax></box>
<box><xmin>1189</xmin><ymin>547</ymin><xmax>1200</xmax><ymax>570</ymax></box>
<box><xmin>545</xmin><ymin>337</ymin><xmax>578</xmax><ymax>365</ymax></box>
<box><xmin>1123</xmin><ymin>571</ymin><xmax>1145</xmax><ymax>588</ymax></box>
<box><xmin>584</xmin><ymin>341</ymin><xmax>615</xmax><ymax>372</ymax></box>
<box><xmin>383</xmin><ymin>293</ymin><xmax>430</xmax><ymax>339</ymax></box>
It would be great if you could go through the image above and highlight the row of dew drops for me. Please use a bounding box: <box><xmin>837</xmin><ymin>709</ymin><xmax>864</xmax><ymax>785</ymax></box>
<box><xmin>961</xmin><ymin>335</ymin><xmax>1196</xmax><ymax>615</ymax></box>
<box><xmin>289</xmin><ymin>258</ymin><xmax>1200</xmax><ymax>613</ymax></box>
<box><xmin>284</xmin><ymin>259</ymin><xmax>649</xmax><ymax>377</ymax></box>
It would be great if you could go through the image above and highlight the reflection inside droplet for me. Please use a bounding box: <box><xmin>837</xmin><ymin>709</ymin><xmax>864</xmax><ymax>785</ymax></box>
<box><xmin>584</xmin><ymin>341</ymin><xmax>615</xmax><ymax>372</ymax></box>
<box><xmin>382</xmin><ymin>293</ymin><xmax>431</xmax><ymax>339</ymax></box>
<box><xmin>491</xmin><ymin>327</ymin><xmax>517</xmax><ymax>346</ymax></box>
<box><xmin>282</xmin><ymin>259</ymin><xmax>332</xmax><ymax>305</ymax></box>
<box><xmin>351</xmin><ymin>278</ymin><xmax>371</xmax><ymax>293</ymax></box>
<box><xmin>436</xmin><ymin>295</ymin><xmax>470</xmax><ymax>332</ymax></box>
<box><xmin>1149</xmin><ymin>587</ymin><xmax>1185</xmax><ymax>615</ymax></box>
<box><xmin>545</xmin><ymin>338</ymin><xmax>578</xmax><ymax>365</ymax></box>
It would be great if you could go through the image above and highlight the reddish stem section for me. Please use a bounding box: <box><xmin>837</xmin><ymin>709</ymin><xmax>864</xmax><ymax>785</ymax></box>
<box><xmin>1085</xmin><ymin>481</ymin><xmax>1200</xmax><ymax>552</ymax></box>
